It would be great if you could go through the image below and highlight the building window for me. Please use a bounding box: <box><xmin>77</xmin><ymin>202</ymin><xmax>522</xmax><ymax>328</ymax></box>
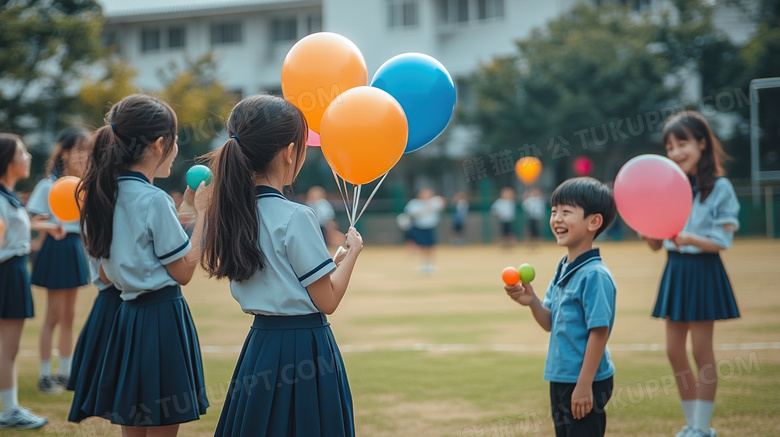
<box><xmin>141</xmin><ymin>28</ymin><xmax>160</xmax><ymax>52</ymax></box>
<box><xmin>306</xmin><ymin>13</ymin><xmax>322</xmax><ymax>34</ymax></box>
<box><xmin>440</xmin><ymin>0</ymin><xmax>470</xmax><ymax>25</ymax></box>
<box><xmin>211</xmin><ymin>22</ymin><xmax>242</xmax><ymax>45</ymax></box>
<box><xmin>271</xmin><ymin>17</ymin><xmax>298</xmax><ymax>42</ymax></box>
<box><xmin>168</xmin><ymin>26</ymin><xmax>186</xmax><ymax>49</ymax></box>
<box><xmin>387</xmin><ymin>0</ymin><xmax>418</xmax><ymax>28</ymax></box>
<box><xmin>102</xmin><ymin>30</ymin><xmax>118</xmax><ymax>49</ymax></box>
<box><xmin>477</xmin><ymin>0</ymin><xmax>504</xmax><ymax>20</ymax></box>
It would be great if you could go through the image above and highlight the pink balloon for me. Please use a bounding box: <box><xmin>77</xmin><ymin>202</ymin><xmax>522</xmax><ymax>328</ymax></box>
<box><xmin>614</xmin><ymin>155</ymin><xmax>692</xmax><ymax>240</ymax></box>
<box><xmin>573</xmin><ymin>156</ymin><xmax>593</xmax><ymax>176</ymax></box>
<box><xmin>306</xmin><ymin>128</ymin><xmax>320</xmax><ymax>147</ymax></box>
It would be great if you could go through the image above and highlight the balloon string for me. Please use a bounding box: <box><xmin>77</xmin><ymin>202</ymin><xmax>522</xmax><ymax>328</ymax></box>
<box><xmin>332</xmin><ymin>170</ymin><xmax>352</xmax><ymax>226</ymax></box>
<box><xmin>354</xmin><ymin>172</ymin><xmax>388</xmax><ymax>224</ymax></box>
<box><xmin>351</xmin><ymin>184</ymin><xmax>360</xmax><ymax>228</ymax></box>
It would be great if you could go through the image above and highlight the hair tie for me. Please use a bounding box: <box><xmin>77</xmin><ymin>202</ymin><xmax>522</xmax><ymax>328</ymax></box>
<box><xmin>230</xmin><ymin>134</ymin><xmax>240</xmax><ymax>143</ymax></box>
<box><xmin>110</xmin><ymin>123</ymin><xmax>117</xmax><ymax>133</ymax></box>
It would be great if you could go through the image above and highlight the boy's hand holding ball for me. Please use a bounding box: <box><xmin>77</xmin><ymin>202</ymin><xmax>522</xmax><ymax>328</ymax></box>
<box><xmin>502</xmin><ymin>263</ymin><xmax>537</xmax><ymax>306</ymax></box>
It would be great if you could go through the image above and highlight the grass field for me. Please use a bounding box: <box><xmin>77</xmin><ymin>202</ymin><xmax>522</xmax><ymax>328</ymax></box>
<box><xmin>11</xmin><ymin>239</ymin><xmax>780</xmax><ymax>436</ymax></box>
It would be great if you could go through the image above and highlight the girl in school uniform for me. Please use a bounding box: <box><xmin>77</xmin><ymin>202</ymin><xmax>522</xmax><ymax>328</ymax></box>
<box><xmin>66</xmin><ymin>256</ymin><xmax>122</xmax><ymax>423</ymax></box>
<box><xmin>201</xmin><ymin>95</ymin><xmax>363</xmax><ymax>437</ymax></box>
<box><xmin>78</xmin><ymin>94</ymin><xmax>209</xmax><ymax>436</ymax></box>
<box><xmin>0</xmin><ymin>133</ymin><xmax>57</xmax><ymax>429</ymax></box>
<box><xmin>643</xmin><ymin>111</ymin><xmax>740</xmax><ymax>437</ymax></box>
<box><xmin>26</xmin><ymin>127</ymin><xmax>92</xmax><ymax>393</ymax></box>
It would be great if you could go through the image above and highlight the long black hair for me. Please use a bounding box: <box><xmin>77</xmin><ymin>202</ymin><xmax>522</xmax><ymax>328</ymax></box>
<box><xmin>201</xmin><ymin>94</ymin><xmax>307</xmax><ymax>282</ymax></box>
<box><xmin>0</xmin><ymin>133</ymin><xmax>22</xmax><ymax>179</ymax></box>
<box><xmin>662</xmin><ymin>110</ymin><xmax>728</xmax><ymax>202</ymax></box>
<box><xmin>45</xmin><ymin>127</ymin><xmax>90</xmax><ymax>178</ymax></box>
<box><xmin>78</xmin><ymin>94</ymin><xmax>178</xmax><ymax>259</ymax></box>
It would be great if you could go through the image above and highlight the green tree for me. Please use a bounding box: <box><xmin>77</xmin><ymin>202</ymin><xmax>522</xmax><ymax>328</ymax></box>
<box><xmin>464</xmin><ymin>3</ymin><xmax>677</xmax><ymax>187</ymax></box>
<box><xmin>156</xmin><ymin>53</ymin><xmax>237</xmax><ymax>192</ymax></box>
<box><xmin>727</xmin><ymin>0</ymin><xmax>780</xmax><ymax>178</ymax></box>
<box><xmin>0</xmin><ymin>0</ymin><xmax>104</xmax><ymax>136</ymax></box>
<box><xmin>78</xmin><ymin>57</ymin><xmax>140</xmax><ymax>127</ymax></box>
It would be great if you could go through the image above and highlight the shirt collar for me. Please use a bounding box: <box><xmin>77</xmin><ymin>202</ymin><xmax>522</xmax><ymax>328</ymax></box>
<box><xmin>255</xmin><ymin>185</ymin><xmax>285</xmax><ymax>198</ymax></box>
<box><xmin>0</xmin><ymin>184</ymin><xmax>22</xmax><ymax>208</ymax></box>
<box><xmin>118</xmin><ymin>170</ymin><xmax>150</xmax><ymax>184</ymax></box>
<box><xmin>553</xmin><ymin>248</ymin><xmax>601</xmax><ymax>286</ymax></box>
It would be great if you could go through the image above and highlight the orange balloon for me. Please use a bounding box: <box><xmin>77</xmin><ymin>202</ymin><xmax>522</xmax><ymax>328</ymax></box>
<box><xmin>281</xmin><ymin>32</ymin><xmax>368</xmax><ymax>133</ymax></box>
<box><xmin>515</xmin><ymin>157</ymin><xmax>542</xmax><ymax>186</ymax></box>
<box><xmin>320</xmin><ymin>86</ymin><xmax>408</xmax><ymax>185</ymax></box>
<box><xmin>48</xmin><ymin>176</ymin><xmax>80</xmax><ymax>222</ymax></box>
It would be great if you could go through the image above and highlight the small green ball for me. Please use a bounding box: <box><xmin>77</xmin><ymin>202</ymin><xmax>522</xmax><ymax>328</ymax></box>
<box><xmin>518</xmin><ymin>263</ymin><xmax>536</xmax><ymax>283</ymax></box>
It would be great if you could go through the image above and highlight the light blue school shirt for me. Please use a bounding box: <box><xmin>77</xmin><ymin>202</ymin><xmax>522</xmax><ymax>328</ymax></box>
<box><xmin>230</xmin><ymin>186</ymin><xmax>336</xmax><ymax>316</ymax></box>
<box><xmin>664</xmin><ymin>177</ymin><xmax>740</xmax><ymax>253</ymax></box>
<box><xmin>87</xmin><ymin>256</ymin><xmax>111</xmax><ymax>292</ymax></box>
<box><xmin>26</xmin><ymin>176</ymin><xmax>80</xmax><ymax>234</ymax></box>
<box><xmin>542</xmin><ymin>248</ymin><xmax>616</xmax><ymax>383</ymax></box>
<box><xmin>0</xmin><ymin>186</ymin><xmax>30</xmax><ymax>262</ymax></box>
<box><xmin>102</xmin><ymin>171</ymin><xmax>191</xmax><ymax>301</ymax></box>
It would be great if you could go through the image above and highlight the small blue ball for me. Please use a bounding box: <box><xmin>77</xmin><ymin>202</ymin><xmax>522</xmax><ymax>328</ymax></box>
<box><xmin>186</xmin><ymin>165</ymin><xmax>212</xmax><ymax>191</ymax></box>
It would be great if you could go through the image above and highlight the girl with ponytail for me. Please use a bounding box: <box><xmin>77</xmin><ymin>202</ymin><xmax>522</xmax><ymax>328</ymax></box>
<box><xmin>203</xmin><ymin>95</ymin><xmax>363</xmax><ymax>437</ymax></box>
<box><xmin>26</xmin><ymin>127</ymin><xmax>92</xmax><ymax>393</ymax></box>
<box><xmin>76</xmin><ymin>94</ymin><xmax>209</xmax><ymax>436</ymax></box>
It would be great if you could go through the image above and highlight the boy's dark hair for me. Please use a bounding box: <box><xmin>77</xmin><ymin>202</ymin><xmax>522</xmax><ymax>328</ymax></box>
<box><xmin>550</xmin><ymin>177</ymin><xmax>616</xmax><ymax>239</ymax></box>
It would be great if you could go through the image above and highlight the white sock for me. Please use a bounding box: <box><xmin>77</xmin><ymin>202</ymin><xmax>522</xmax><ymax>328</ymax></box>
<box><xmin>681</xmin><ymin>399</ymin><xmax>696</xmax><ymax>427</ymax></box>
<box><xmin>694</xmin><ymin>400</ymin><xmax>715</xmax><ymax>433</ymax></box>
<box><xmin>0</xmin><ymin>387</ymin><xmax>18</xmax><ymax>415</ymax></box>
<box><xmin>58</xmin><ymin>356</ymin><xmax>72</xmax><ymax>378</ymax></box>
<box><xmin>40</xmin><ymin>360</ymin><xmax>52</xmax><ymax>377</ymax></box>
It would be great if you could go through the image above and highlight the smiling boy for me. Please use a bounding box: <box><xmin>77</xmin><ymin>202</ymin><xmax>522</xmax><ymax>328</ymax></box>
<box><xmin>505</xmin><ymin>177</ymin><xmax>617</xmax><ymax>437</ymax></box>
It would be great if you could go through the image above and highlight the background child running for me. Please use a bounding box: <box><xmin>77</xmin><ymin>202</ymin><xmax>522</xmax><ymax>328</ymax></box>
<box><xmin>404</xmin><ymin>188</ymin><xmax>445</xmax><ymax>273</ymax></box>
<box><xmin>202</xmin><ymin>95</ymin><xmax>362</xmax><ymax>437</ymax></box>
<box><xmin>491</xmin><ymin>187</ymin><xmax>517</xmax><ymax>248</ymax></box>
<box><xmin>643</xmin><ymin>111</ymin><xmax>740</xmax><ymax>437</ymax></box>
<box><xmin>26</xmin><ymin>127</ymin><xmax>92</xmax><ymax>393</ymax></box>
<box><xmin>79</xmin><ymin>94</ymin><xmax>209</xmax><ymax>436</ymax></box>
<box><xmin>505</xmin><ymin>177</ymin><xmax>617</xmax><ymax>437</ymax></box>
<box><xmin>0</xmin><ymin>133</ymin><xmax>60</xmax><ymax>429</ymax></box>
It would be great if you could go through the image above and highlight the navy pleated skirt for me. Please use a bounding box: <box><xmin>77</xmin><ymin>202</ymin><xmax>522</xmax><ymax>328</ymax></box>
<box><xmin>94</xmin><ymin>286</ymin><xmax>209</xmax><ymax>426</ymax></box>
<box><xmin>67</xmin><ymin>286</ymin><xmax>122</xmax><ymax>422</ymax></box>
<box><xmin>0</xmin><ymin>256</ymin><xmax>34</xmax><ymax>319</ymax></box>
<box><xmin>410</xmin><ymin>227</ymin><xmax>437</xmax><ymax>247</ymax></box>
<box><xmin>215</xmin><ymin>313</ymin><xmax>354</xmax><ymax>437</ymax></box>
<box><xmin>31</xmin><ymin>233</ymin><xmax>89</xmax><ymax>289</ymax></box>
<box><xmin>652</xmin><ymin>251</ymin><xmax>740</xmax><ymax>322</ymax></box>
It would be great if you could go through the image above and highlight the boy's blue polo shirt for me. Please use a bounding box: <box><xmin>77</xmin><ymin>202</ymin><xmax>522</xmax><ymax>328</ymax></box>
<box><xmin>542</xmin><ymin>248</ymin><xmax>616</xmax><ymax>383</ymax></box>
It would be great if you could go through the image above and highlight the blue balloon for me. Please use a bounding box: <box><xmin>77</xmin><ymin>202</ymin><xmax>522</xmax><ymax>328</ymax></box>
<box><xmin>371</xmin><ymin>53</ymin><xmax>456</xmax><ymax>153</ymax></box>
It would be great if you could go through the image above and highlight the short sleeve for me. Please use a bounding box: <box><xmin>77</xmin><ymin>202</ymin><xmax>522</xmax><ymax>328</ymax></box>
<box><xmin>285</xmin><ymin>206</ymin><xmax>336</xmax><ymax>287</ymax></box>
<box><xmin>581</xmin><ymin>271</ymin><xmax>615</xmax><ymax>330</ymax></box>
<box><xmin>26</xmin><ymin>179</ymin><xmax>53</xmax><ymax>216</ymax></box>
<box><xmin>146</xmin><ymin>191</ymin><xmax>190</xmax><ymax>265</ymax></box>
<box><xmin>404</xmin><ymin>200</ymin><xmax>421</xmax><ymax>217</ymax></box>
<box><xmin>707</xmin><ymin>178</ymin><xmax>740</xmax><ymax>249</ymax></box>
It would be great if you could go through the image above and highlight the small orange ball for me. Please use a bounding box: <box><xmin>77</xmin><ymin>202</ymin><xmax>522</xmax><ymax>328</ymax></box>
<box><xmin>502</xmin><ymin>266</ymin><xmax>520</xmax><ymax>286</ymax></box>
